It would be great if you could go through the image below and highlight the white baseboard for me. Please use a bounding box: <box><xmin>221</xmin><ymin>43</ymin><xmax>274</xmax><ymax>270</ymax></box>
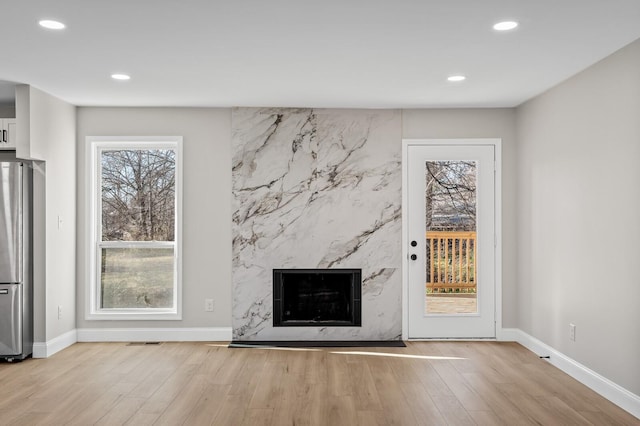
<box><xmin>33</xmin><ymin>329</ymin><xmax>78</xmax><ymax>358</ymax></box>
<box><xmin>33</xmin><ymin>327</ymin><xmax>233</xmax><ymax>358</ymax></box>
<box><xmin>499</xmin><ymin>328</ymin><xmax>640</xmax><ymax>419</ymax></box>
<box><xmin>76</xmin><ymin>327</ymin><xmax>233</xmax><ymax>342</ymax></box>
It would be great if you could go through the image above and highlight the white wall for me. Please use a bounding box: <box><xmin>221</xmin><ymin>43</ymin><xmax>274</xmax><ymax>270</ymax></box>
<box><xmin>76</xmin><ymin>107</ymin><xmax>232</xmax><ymax>330</ymax></box>
<box><xmin>0</xmin><ymin>106</ymin><xmax>15</xmax><ymax>117</ymax></box>
<box><xmin>75</xmin><ymin>107</ymin><xmax>517</xmax><ymax>334</ymax></box>
<box><xmin>516</xmin><ymin>39</ymin><xmax>640</xmax><ymax>395</ymax></box>
<box><xmin>15</xmin><ymin>85</ymin><xmax>76</xmax><ymax>342</ymax></box>
<box><xmin>402</xmin><ymin>109</ymin><xmax>518</xmax><ymax>327</ymax></box>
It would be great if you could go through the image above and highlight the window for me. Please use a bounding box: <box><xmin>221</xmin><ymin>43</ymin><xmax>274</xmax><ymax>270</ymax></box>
<box><xmin>87</xmin><ymin>137</ymin><xmax>182</xmax><ymax>320</ymax></box>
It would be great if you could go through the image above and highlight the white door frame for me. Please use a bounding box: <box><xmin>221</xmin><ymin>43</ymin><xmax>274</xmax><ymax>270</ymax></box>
<box><xmin>401</xmin><ymin>138</ymin><xmax>502</xmax><ymax>340</ymax></box>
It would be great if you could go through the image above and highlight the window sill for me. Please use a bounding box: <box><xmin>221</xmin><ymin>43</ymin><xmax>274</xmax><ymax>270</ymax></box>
<box><xmin>86</xmin><ymin>311</ymin><xmax>181</xmax><ymax>321</ymax></box>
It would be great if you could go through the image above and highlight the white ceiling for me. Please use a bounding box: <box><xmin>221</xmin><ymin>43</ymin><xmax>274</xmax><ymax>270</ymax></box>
<box><xmin>1</xmin><ymin>0</ymin><xmax>640</xmax><ymax>108</ymax></box>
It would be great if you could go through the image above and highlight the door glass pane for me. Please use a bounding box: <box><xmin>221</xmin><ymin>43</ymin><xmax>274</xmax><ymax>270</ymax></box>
<box><xmin>425</xmin><ymin>161</ymin><xmax>477</xmax><ymax>314</ymax></box>
<box><xmin>100</xmin><ymin>247</ymin><xmax>175</xmax><ymax>309</ymax></box>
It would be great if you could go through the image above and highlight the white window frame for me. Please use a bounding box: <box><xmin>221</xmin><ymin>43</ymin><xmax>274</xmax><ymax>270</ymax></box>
<box><xmin>86</xmin><ymin>136</ymin><xmax>183</xmax><ymax>320</ymax></box>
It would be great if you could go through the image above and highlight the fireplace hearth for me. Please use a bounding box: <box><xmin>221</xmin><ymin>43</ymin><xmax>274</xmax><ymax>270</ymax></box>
<box><xmin>273</xmin><ymin>269</ymin><xmax>362</xmax><ymax>327</ymax></box>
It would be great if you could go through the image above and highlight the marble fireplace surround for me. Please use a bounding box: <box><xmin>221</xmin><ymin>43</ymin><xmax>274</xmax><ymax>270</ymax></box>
<box><xmin>232</xmin><ymin>108</ymin><xmax>402</xmax><ymax>341</ymax></box>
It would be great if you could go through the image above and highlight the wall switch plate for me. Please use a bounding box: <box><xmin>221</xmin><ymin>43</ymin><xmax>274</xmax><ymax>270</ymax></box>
<box><xmin>205</xmin><ymin>299</ymin><xmax>214</xmax><ymax>312</ymax></box>
<box><xmin>569</xmin><ymin>323</ymin><xmax>576</xmax><ymax>341</ymax></box>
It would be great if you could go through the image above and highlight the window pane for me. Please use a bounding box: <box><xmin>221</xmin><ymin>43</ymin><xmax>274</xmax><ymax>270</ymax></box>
<box><xmin>101</xmin><ymin>247</ymin><xmax>174</xmax><ymax>309</ymax></box>
<box><xmin>101</xmin><ymin>149</ymin><xmax>176</xmax><ymax>242</ymax></box>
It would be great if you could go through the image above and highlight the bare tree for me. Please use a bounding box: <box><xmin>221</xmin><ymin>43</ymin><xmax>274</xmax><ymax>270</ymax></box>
<box><xmin>425</xmin><ymin>161</ymin><xmax>476</xmax><ymax>231</ymax></box>
<box><xmin>101</xmin><ymin>149</ymin><xmax>176</xmax><ymax>241</ymax></box>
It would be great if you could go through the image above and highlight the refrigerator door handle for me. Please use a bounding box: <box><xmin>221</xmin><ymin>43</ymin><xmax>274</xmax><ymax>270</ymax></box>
<box><xmin>0</xmin><ymin>289</ymin><xmax>9</xmax><ymax>294</ymax></box>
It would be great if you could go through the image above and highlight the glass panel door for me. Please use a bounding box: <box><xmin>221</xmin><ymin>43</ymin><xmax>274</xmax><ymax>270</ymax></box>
<box><xmin>407</xmin><ymin>143</ymin><xmax>496</xmax><ymax>339</ymax></box>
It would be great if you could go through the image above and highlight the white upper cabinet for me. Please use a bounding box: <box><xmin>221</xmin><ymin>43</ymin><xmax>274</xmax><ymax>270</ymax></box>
<box><xmin>0</xmin><ymin>118</ymin><xmax>16</xmax><ymax>149</ymax></box>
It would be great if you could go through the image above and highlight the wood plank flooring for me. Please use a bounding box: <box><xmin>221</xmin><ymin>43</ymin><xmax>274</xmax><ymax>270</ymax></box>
<box><xmin>0</xmin><ymin>341</ymin><xmax>637</xmax><ymax>425</ymax></box>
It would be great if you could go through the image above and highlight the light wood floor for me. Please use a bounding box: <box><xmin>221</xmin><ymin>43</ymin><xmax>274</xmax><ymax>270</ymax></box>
<box><xmin>0</xmin><ymin>341</ymin><xmax>637</xmax><ymax>425</ymax></box>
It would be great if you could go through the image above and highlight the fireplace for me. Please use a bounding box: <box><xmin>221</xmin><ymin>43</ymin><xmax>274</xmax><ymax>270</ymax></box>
<box><xmin>273</xmin><ymin>269</ymin><xmax>362</xmax><ymax>327</ymax></box>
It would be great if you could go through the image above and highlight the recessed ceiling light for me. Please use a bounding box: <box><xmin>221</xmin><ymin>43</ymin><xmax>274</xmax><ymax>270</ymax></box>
<box><xmin>38</xmin><ymin>19</ymin><xmax>66</xmax><ymax>30</ymax></box>
<box><xmin>111</xmin><ymin>74</ymin><xmax>131</xmax><ymax>81</ymax></box>
<box><xmin>447</xmin><ymin>75</ymin><xmax>466</xmax><ymax>82</ymax></box>
<box><xmin>493</xmin><ymin>21</ymin><xmax>519</xmax><ymax>31</ymax></box>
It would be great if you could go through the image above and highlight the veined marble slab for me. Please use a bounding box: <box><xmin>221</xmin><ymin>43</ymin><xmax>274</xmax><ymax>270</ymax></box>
<box><xmin>232</xmin><ymin>108</ymin><xmax>402</xmax><ymax>340</ymax></box>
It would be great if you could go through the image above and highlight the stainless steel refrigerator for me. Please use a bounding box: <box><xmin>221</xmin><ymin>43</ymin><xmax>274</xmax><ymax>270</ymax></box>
<box><xmin>0</xmin><ymin>153</ymin><xmax>32</xmax><ymax>361</ymax></box>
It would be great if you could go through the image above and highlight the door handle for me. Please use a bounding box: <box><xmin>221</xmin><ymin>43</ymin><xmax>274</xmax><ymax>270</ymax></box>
<box><xmin>2</xmin><ymin>129</ymin><xmax>6</xmax><ymax>143</ymax></box>
<box><xmin>410</xmin><ymin>254</ymin><xmax>417</xmax><ymax>261</ymax></box>
<box><xmin>0</xmin><ymin>289</ymin><xmax>8</xmax><ymax>294</ymax></box>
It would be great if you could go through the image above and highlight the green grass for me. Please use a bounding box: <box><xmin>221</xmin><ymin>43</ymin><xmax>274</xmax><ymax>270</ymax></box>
<box><xmin>101</xmin><ymin>248</ymin><xmax>174</xmax><ymax>309</ymax></box>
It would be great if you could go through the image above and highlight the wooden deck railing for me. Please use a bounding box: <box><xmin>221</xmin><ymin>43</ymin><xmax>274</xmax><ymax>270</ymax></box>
<box><xmin>426</xmin><ymin>231</ymin><xmax>476</xmax><ymax>293</ymax></box>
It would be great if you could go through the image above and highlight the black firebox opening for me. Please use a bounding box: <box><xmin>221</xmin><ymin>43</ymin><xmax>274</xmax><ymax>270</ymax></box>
<box><xmin>273</xmin><ymin>269</ymin><xmax>362</xmax><ymax>327</ymax></box>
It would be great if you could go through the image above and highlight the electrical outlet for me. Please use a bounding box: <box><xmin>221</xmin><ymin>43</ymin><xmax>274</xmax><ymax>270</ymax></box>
<box><xmin>569</xmin><ymin>323</ymin><xmax>576</xmax><ymax>341</ymax></box>
<box><xmin>57</xmin><ymin>215</ymin><xmax>63</xmax><ymax>230</ymax></box>
<box><xmin>205</xmin><ymin>299</ymin><xmax>214</xmax><ymax>312</ymax></box>
<box><xmin>58</xmin><ymin>305</ymin><xmax>62</xmax><ymax>320</ymax></box>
